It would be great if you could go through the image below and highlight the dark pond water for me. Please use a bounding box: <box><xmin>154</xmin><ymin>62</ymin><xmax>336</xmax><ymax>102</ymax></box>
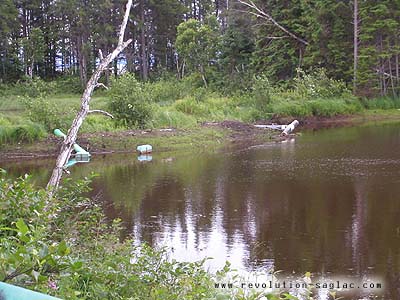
<box><xmin>2</xmin><ymin>122</ymin><xmax>400</xmax><ymax>299</ymax></box>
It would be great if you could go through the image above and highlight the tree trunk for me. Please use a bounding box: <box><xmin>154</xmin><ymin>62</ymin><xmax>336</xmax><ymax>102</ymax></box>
<box><xmin>200</xmin><ymin>64</ymin><xmax>208</xmax><ymax>88</ymax></box>
<box><xmin>140</xmin><ymin>0</ymin><xmax>148</xmax><ymax>81</ymax></box>
<box><xmin>47</xmin><ymin>0</ymin><xmax>133</xmax><ymax>192</ymax></box>
<box><xmin>353</xmin><ymin>0</ymin><xmax>358</xmax><ymax>94</ymax></box>
<box><xmin>78</xmin><ymin>38</ymin><xmax>88</xmax><ymax>86</ymax></box>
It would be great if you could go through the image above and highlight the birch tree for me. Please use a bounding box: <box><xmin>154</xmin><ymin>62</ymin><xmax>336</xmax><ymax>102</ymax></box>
<box><xmin>47</xmin><ymin>0</ymin><xmax>133</xmax><ymax>191</ymax></box>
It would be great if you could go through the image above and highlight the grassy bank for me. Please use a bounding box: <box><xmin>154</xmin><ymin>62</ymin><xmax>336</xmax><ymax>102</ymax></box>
<box><xmin>1</xmin><ymin>73</ymin><xmax>400</xmax><ymax>149</ymax></box>
<box><xmin>0</xmin><ymin>173</ymin><xmax>305</xmax><ymax>300</ymax></box>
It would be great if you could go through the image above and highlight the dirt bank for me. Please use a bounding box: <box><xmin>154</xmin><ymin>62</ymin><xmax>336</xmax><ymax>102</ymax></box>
<box><xmin>1</xmin><ymin>112</ymin><xmax>399</xmax><ymax>162</ymax></box>
<box><xmin>0</xmin><ymin>122</ymin><xmax>275</xmax><ymax>162</ymax></box>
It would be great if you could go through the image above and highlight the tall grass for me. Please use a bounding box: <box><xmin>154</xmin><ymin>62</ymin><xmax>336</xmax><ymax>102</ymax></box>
<box><xmin>151</xmin><ymin>107</ymin><xmax>198</xmax><ymax>129</ymax></box>
<box><xmin>0</xmin><ymin>122</ymin><xmax>47</xmax><ymax>146</ymax></box>
<box><xmin>1</xmin><ymin>71</ymin><xmax>400</xmax><ymax>139</ymax></box>
<box><xmin>361</xmin><ymin>96</ymin><xmax>400</xmax><ymax>110</ymax></box>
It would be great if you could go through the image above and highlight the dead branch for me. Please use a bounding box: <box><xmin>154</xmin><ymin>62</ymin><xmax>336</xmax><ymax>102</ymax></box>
<box><xmin>47</xmin><ymin>0</ymin><xmax>133</xmax><ymax>192</ymax></box>
<box><xmin>95</xmin><ymin>83</ymin><xmax>109</xmax><ymax>90</ymax></box>
<box><xmin>236</xmin><ymin>0</ymin><xmax>309</xmax><ymax>45</ymax></box>
<box><xmin>88</xmin><ymin>109</ymin><xmax>114</xmax><ymax>118</ymax></box>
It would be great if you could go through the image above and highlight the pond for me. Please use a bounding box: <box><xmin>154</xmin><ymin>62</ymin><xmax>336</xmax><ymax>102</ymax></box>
<box><xmin>3</xmin><ymin>122</ymin><xmax>400</xmax><ymax>299</ymax></box>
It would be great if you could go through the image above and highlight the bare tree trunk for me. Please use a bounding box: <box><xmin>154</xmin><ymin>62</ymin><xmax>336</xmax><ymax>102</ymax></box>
<box><xmin>47</xmin><ymin>0</ymin><xmax>133</xmax><ymax>192</ymax></box>
<box><xmin>140</xmin><ymin>0</ymin><xmax>148</xmax><ymax>81</ymax></box>
<box><xmin>379</xmin><ymin>36</ymin><xmax>386</xmax><ymax>96</ymax></box>
<box><xmin>353</xmin><ymin>0</ymin><xmax>358</xmax><ymax>94</ymax></box>
<box><xmin>200</xmin><ymin>65</ymin><xmax>208</xmax><ymax>88</ymax></box>
<box><xmin>388</xmin><ymin>56</ymin><xmax>396</xmax><ymax>97</ymax></box>
<box><xmin>78</xmin><ymin>38</ymin><xmax>88</xmax><ymax>86</ymax></box>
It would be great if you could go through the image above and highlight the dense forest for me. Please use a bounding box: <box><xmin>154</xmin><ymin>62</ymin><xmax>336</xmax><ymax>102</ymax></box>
<box><xmin>1</xmin><ymin>0</ymin><xmax>400</xmax><ymax>97</ymax></box>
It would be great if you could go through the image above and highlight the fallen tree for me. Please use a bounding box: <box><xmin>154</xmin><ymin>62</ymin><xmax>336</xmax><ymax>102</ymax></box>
<box><xmin>47</xmin><ymin>0</ymin><xmax>133</xmax><ymax>191</ymax></box>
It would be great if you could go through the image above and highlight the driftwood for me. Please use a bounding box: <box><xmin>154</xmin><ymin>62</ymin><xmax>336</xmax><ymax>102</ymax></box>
<box><xmin>237</xmin><ymin>0</ymin><xmax>308</xmax><ymax>46</ymax></box>
<box><xmin>47</xmin><ymin>0</ymin><xmax>133</xmax><ymax>191</ymax></box>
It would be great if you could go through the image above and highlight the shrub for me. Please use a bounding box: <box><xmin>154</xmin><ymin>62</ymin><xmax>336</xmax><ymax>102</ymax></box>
<box><xmin>294</xmin><ymin>68</ymin><xmax>350</xmax><ymax>99</ymax></box>
<box><xmin>23</xmin><ymin>97</ymin><xmax>73</xmax><ymax>131</ymax></box>
<box><xmin>108</xmin><ymin>73</ymin><xmax>153</xmax><ymax>129</ymax></box>
<box><xmin>252</xmin><ymin>74</ymin><xmax>272</xmax><ymax>113</ymax></box>
<box><xmin>80</xmin><ymin>115</ymin><xmax>119</xmax><ymax>133</ymax></box>
<box><xmin>52</xmin><ymin>76</ymin><xmax>83</xmax><ymax>94</ymax></box>
<box><xmin>0</xmin><ymin>175</ymin><xmax>233</xmax><ymax>300</ymax></box>
<box><xmin>18</xmin><ymin>77</ymin><xmax>57</xmax><ymax>98</ymax></box>
<box><xmin>145</xmin><ymin>79</ymin><xmax>183</xmax><ymax>104</ymax></box>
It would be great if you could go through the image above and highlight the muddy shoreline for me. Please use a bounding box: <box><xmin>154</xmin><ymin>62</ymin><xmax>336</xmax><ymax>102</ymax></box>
<box><xmin>1</xmin><ymin>113</ymin><xmax>399</xmax><ymax>162</ymax></box>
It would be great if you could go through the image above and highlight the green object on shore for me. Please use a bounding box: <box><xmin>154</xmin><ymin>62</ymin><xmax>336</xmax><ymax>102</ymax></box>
<box><xmin>53</xmin><ymin>128</ymin><xmax>91</xmax><ymax>156</ymax></box>
<box><xmin>0</xmin><ymin>282</ymin><xmax>61</xmax><ymax>300</ymax></box>
<box><xmin>53</xmin><ymin>129</ymin><xmax>91</xmax><ymax>168</ymax></box>
<box><xmin>53</xmin><ymin>128</ymin><xmax>66</xmax><ymax>139</ymax></box>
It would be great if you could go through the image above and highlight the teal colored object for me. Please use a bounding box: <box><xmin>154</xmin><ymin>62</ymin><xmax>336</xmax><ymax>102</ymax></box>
<box><xmin>137</xmin><ymin>144</ymin><xmax>152</xmax><ymax>154</ymax></box>
<box><xmin>0</xmin><ymin>282</ymin><xmax>61</xmax><ymax>300</ymax></box>
<box><xmin>53</xmin><ymin>129</ymin><xmax>91</xmax><ymax>164</ymax></box>
<box><xmin>65</xmin><ymin>158</ymin><xmax>77</xmax><ymax>168</ymax></box>
<box><xmin>53</xmin><ymin>129</ymin><xmax>66</xmax><ymax>139</ymax></box>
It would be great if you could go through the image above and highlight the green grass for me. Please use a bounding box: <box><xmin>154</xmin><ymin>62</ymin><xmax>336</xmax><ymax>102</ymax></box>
<box><xmin>86</xmin><ymin>127</ymin><xmax>227</xmax><ymax>153</ymax></box>
<box><xmin>362</xmin><ymin>96</ymin><xmax>400</xmax><ymax>110</ymax></box>
<box><xmin>0</xmin><ymin>121</ymin><xmax>47</xmax><ymax>146</ymax></box>
<box><xmin>1</xmin><ymin>78</ymin><xmax>400</xmax><ymax>148</ymax></box>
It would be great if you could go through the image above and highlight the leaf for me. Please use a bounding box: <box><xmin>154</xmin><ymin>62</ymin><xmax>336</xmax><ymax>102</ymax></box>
<box><xmin>71</xmin><ymin>261</ymin><xmax>83</xmax><ymax>271</ymax></box>
<box><xmin>57</xmin><ymin>240</ymin><xmax>70</xmax><ymax>256</ymax></box>
<box><xmin>16</xmin><ymin>219</ymin><xmax>29</xmax><ymax>235</ymax></box>
<box><xmin>282</xmin><ymin>293</ymin><xmax>299</xmax><ymax>300</ymax></box>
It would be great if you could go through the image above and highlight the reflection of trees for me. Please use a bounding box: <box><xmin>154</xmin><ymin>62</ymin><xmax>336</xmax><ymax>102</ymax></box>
<box><xmin>5</xmin><ymin>124</ymin><xmax>400</xmax><ymax>295</ymax></box>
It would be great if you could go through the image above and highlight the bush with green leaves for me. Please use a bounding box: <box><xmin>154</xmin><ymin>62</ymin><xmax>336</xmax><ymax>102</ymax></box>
<box><xmin>293</xmin><ymin>68</ymin><xmax>350</xmax><ymax>99</ymax></box>
<box><xmin>17</xmin><ymin>77</ymin><xmax>57</xmax><ymax>98</ymax></box>
<box><xmin>23</xmin><ymin>96</ymin><xmax>73</xmax><ymax>132</ymax></box>
<box><xmin>252</xmin><ymin>74</ymin><xmax>272</xmax><ymax>113</ymax></box>
<box><xmin>108</xmin><ymin>73</ymin><xmax>153</xmax><ymax>129</ymax></box>
<box><xmin>144</xmin><ymin>79</ymin><xmax>183</xmax><ymax>104</ymax></box>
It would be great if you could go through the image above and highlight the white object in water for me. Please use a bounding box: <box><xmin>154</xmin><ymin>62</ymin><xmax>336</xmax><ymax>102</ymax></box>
<box><xmin>254</xmin><ymin>124</ymin><xmax>288</xmax><ymax>130</ymax></box>
<box><xmin>137</xmin><ymin>144</ymin><xmax>153</xmax><ymax>154</ymax></box>
<box><xmin>281</xmin><ymin>120</ymin><xmax>299</xmax><ymax>136</ymax></box>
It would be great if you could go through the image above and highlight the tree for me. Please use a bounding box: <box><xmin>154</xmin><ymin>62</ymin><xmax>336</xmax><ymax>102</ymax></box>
<box><xmin>47</xmin><ymin>0</ymin><xmax>133</xmax><ymax>191</ymax></box>
<box><xmin>175</xmin><ymin>17</ymin><xmax>220</xmax><ymax>87</ymax></box>
<box><xmin>0</xmin><ymin>0</ymin><xmax>18</xmax><ymax>81</ymax></box>
<box><xmin>21</xmin><ymin>27</ymin><xmax>45</xmax><ymax>78</ymax></box>
<box><xmin>354</xmin><ymin>0</ymin><xmax>359</xmax><ymax>93</ymax></box>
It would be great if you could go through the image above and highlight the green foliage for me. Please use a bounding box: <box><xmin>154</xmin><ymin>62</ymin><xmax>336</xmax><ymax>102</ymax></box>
<box><xmin>18</xmin><ymin>77</ymin><xmax>57</xmax><ymax>98</ymax></box>
<box><xmin>176</xmin><ymin>17</ymin><xmax>220</xmax><ymax>86</ymax></box>
<box><xmin>361</xmin><ymin>97</ymin><xmax>400</xmax><ymax>110</ymax></box>
<box><xmin>0</xmin><ymin>175</ymin><xmax>239</xmax><ymax>300</ymax></box>
<box><xmin>144</xmin><ymin>78</ymin><xmax>184</xmax><ymax>104</ymax></box>
<box><xmin>20</xmin><ymin>27</ymin><xmax>46</xmax><ymax>76</ymax></box>
<box><xmin>293</xmin><ymin>68</ymin><xmax>351</xmax><ymax>99</ymax></box>
<box><xmin>151</xmin><ymin>107</ymin><xmax>198</xmax><ymax>129</ymax></box>
<box><xmin>0</xmin><ymin>122</ymin><xmax>46</xmax><ymax>146</ymax></box>
<box><xmin>80</xmin><ymin>115</ymin><xmax>119</xmax><ymax>133</ymax></box>
<box><xmin>1</xmin><ymin>77</ymin><xmax>82</xmax><ymax>98</ymax></box>
<box><xmin>0</xmin><ymin>175</ymin><xmax>73</xmax><ymax>286</ymax></box>
<box><xmin>23</xmin><ymin>96</ymin><xmax>73</xmax><ymax>131</ymax></box>
<box><xmin>108</xmin><ymin>73</ymin><xmax>153</xmax><ymax>129</ymax></box>
<box><xmin>252</xmin><ymin>75</ymin><xmax>272</xmax><ymax>113</ymax></box>
<box><xmin>268</xmin><ymin>98</ymin><xmax>362</xmax><ymax>118</ymax></box>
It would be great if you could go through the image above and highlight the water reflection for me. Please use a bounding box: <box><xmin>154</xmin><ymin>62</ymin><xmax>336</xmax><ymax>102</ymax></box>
<box><xmin>2</xmin><ymin>123</ymin><xmax>400</xmax><ymax>298</ymax></box>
